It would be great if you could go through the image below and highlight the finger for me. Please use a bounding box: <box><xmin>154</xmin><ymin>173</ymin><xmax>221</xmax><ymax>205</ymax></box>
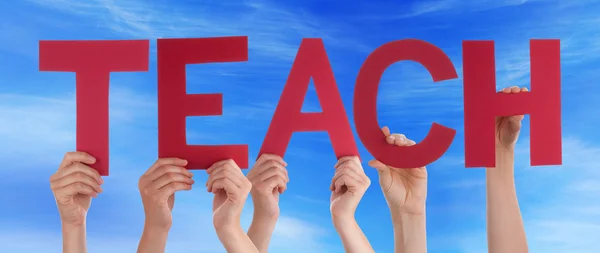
<box><xmin>157</xmin><ymin>182</ymin><xmax>192</xmax><ymax>198</ymax></box>
<box><xmin>255</xmin><ymin>154</ymin><xmax>287</xmax><ymax>167</ymax></box>
<box><xmin>334</xmin><ymin>156</ymin><xmax>360</xmax><ymax>169</ymax></box>
<box><xmin>51</xmin><ymin>171</ymin><xmax>102</xmax><ymax>193</ymax></box>
<box><xmin>331</xmin><ymin>167</ymin><xmax>363</xmax><ymax>192</ymax></box>
<box><xmin>150</xmin><ymin>172</ymin><xmax>194</xmax><ymax>190</ymax></box>
<box><xmin>146</xmin><ymin>165</ymin><xmax>192</xmax><ymax>182</ymax></box>
<box><xmin>206</xmin><ymin>166</ymin><xmax>244</xmax><ymax>192</ymax></box>
<box><xmin>381</xmin><ymin>126</ymin><xmax>391</xmax><ymax>137</ymax></box>
<box><xmin>263</xmin><ymin>175</ymin><xmax>288</xmax><ymax>194</ymax></box>
<box><xmin>59</xmin><ymin>151</ymin><xmax>96</xmax><ymax>170</ymax></box>
<box><xmin>501</xmin><ymin>87</ymin><xmax>511</xmax><ymax>93</ymax></box>
<box><xmin>368</xmin><ymin>159</ymin><xmax>388</xmax><ymax>173</ymax></box>
<box><xmin>257</xmin><ymin>165</ymin><xmax>289</xmax><ymax>183</ymax></box>
<box><xmin>335</xmin><ymin>157</ymin><xmax>362</xmax><ymax>173</ymax></box>
<box><xmin>510</xmin><ymin>86</ymin><xmax>520</xmax><ymax>93</ymax></box>
<box><xmin>334</xmin><ymin>173</ymin><xmax>363</xmax><ymax>193</ymax></box>
<box><xmin>144</xmin><ymin>158</ymin><xmax>188</xmax><ymax>176</ymax></box>
<box><xmin>254</xmin><ymin>159</ymin><xmax>288</xmax><ymax>179</ymax></box>
<box><xmin>407</xmin><ymin>139</ymin><xmax>417</xmax><ymax>146</ymax></box>
<box><xmin>51</xmin><ymin>162</ymin><xmax>102</xmax><ymax>185</ymax></box>
<box><xmin>521</xmin><ymin>87</ymin><xmax>529</xmax><ymax>92</ymax></box>
<box><xmin>211</xmin><ymin>178</ymin><xmax>240</xmax><ymax>195</ymax></box>
<box><xmin>390</xmin><ymin>133</ymin><xmax>408</xmax><ymax>146</ymax></box>
<box><xmin>207</xmin><ymin>159</ymin><xmax>240</xmax><ymax>174</ymax></box>
<box><xmin>55</xmin><ymin>182</ymin><xmax>98</xmax><ymax>198</ymax></box>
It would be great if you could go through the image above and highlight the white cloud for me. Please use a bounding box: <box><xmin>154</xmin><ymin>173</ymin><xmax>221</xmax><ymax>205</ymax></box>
<box><xmin>25</xmin><ymin>0</ymin><xmax>370</xmax><ymax>61</ymax></box>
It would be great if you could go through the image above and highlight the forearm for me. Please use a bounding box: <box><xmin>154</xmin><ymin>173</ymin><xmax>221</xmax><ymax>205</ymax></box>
<box><xmin>247</xmin><ymin>213</ymin><xmax>278</xmax><ymax>253</ymax></box>
<box><xmin>62</xmin><ymin>222</ymin><xmax>86</xmax><ymax>253</ymax></box>
<box><xmin>391</xmin><ymin>213</ymin><xmax>427</xmax><ymax>253</ymax></box>
<box><xmin>217</xmin><ymin>225</ymin><xmax>260</xmax><ymax>253</ymax></box>
<box><xmin>486</xmin><ymin>148</ymin><xmax>528</xmax><ymax>253</ymax></box>
<box><xmin>333</xmin><ymin>216</ymin><xmax>375</xmax><ymax>253</ymax></box>
<box><xmin>137</xmin><ymin>225</ymin><xmax>169</xmax><ymax>253</ymax></box>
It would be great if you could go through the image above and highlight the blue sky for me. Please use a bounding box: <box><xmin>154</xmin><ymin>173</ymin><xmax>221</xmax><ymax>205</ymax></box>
<box><xmin>0</xmin><ymin>0</ymin><xmax>599</xmax><ymax>252</ymax></box>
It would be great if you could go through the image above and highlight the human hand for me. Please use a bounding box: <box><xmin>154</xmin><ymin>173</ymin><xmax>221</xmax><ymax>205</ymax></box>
<box><xmin>368</xmin><ymin>127</ymin><xmax>427</xmax><ymax>216</ymax></box>
<box><xmin>138</xmin><ymin>158</ymin><xmax>194</xmax><ymax>231</ymax></box>
<box><xmin>247</xmin><ymin>154</ymin><xmax>289</xmax><ymax>220</ymax></box>
<box><xmin>207</xmin><ymin>159</ymin><xmax>252</xmax><ymax>231</ymax></box>
<box><xmin>330</xmin><ymin>156</ymin><xmax>371</xmax><ymax>221</ymax></box>
<box><xmin>50</xmin><ymin>151</ymin><xmax>103</xmax><ymax>227</ymax></box>
<box><xmin>495</xmin><ymin>86</ymin><xmax>529</xmax><ymax>150</ymax></box>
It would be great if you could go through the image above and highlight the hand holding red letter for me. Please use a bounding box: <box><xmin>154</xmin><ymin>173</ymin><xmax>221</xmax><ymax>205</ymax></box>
<box><xmin>50</xmin><ymin>151</ymin><xmax>103</xmax><ymax>226</ymax></box>
<box><xmin>495</xmin><ymin>87</ymin><xmax>529</xmax><ymax>150</ymax></box>
<box><xmin>138</xmin><ymin>158</ymin><xmax>194</xmax><ymax>230</ymax></box>
<box><xmin>330</xmin><ymin>156</ymin><xmax>371</xmax><ymax>220</ymax></box>
<box><xmin>247</xmin><ymin>154</ymin><xmax>289</xmax><ymax>219</ymax></box>
<box><xmin>207</xmin><ymin>159</ymin><xmax>252</xmax><ymax>229</ymax></box>
<box><xmin>368</xmin><ymin>127</ymin><xmax>428</xmax><ymax>216</ymax></box>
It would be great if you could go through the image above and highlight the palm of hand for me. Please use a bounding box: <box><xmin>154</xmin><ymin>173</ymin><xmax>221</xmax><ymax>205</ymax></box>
<box><xmin>382</xmin><ymin>167</ymin><xmax>427</xmax><ymax>215</ymax></box>
<box><xmin>495</xmin><ymin>115</ymin><xmax>523</xmax><ymax>149</ymax></box>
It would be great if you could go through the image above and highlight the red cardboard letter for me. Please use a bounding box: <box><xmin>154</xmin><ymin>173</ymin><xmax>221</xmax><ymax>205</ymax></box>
<box><xmin>462</xmin><ymin>40</ymin><xmax>562</xmax><ymax>167</ymax></box>
<box><xmin>157</xmin><ymin>37</ymin><xmax>249</xmax><ymax>169</ymax></box>
<box><xmin>39</xmin><ymin>40</ymin><xmax>149</xmax><ymax>176</ymax></box>
<box><xmin>354</xmin><ymin>39</ymin><xmax>458</xmax><ymax>169</ymax></box>
<box><xmin>259</xmin><ymin>38</ymin><xmax>359</xmax><ymax>159</ymax></box>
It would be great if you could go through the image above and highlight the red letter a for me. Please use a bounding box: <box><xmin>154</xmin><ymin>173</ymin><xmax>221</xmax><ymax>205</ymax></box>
<box><xmin>157</xmin><ymin>37</ymin><xmax>249</xmax><ymax>169</ymax></box>
<box><xmin>463</xmin><ymin>40</ymin><xmax>562</xmax><ymax>167</ymax></box>
<box><xmin>39</xmin><ymin>40</ymin><xmax>149</xmax><ymax>176</ymax></box>
<box><xmin>259</xmin><ymin>39</ymin><xmax>359</xmax><ymax>159</ymax></box>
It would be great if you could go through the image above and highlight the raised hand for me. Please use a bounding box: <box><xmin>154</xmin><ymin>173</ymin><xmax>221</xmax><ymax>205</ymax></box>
<box><xmin>138</xmin><ymin>158</ymin><xmax>193</xmax><ymax>230</ymax></box>
<box><xmin>246</xmin><ymin>154</ymin><xmax>289</xmax><ymax>252</ymax></box>
<box><xmin>330</xmin><ymin>156</ymin><xmax>375</xmax><ymax>253</ymax></box>
<box><xmin>50</xmin><ymin>151</ymin><xmax>103</xmax><ymax>226</ymax></box>
<box><xmin>247</xmin><ymin>154</ymin><xmax>289</xmax><ymax>219</ymax></box>
<box><xmin>50</xmin><ymin>151</ymin><xmax>103</xmax><ymax>253</ymax></box>
<box><xmin>368</xmin><ymin>127</ymin><xmax>427</xmax><ymax>216</ymax></box>
<box><xmin>137</xmin><ymin>158</ymin><xmax>194</xmax><ymax>253</ymax></box>
<box><xmin>207</xmin><ymin>159</ymin><xmax>252</xmax><ymax>230</ymax></box>
<box><xmin>368</xmin><ymin>127</ymin><xmax>428</xmax><ymax>253</ymax></box>
<box><xmin>495</xmin><ymin>86</ymin><xmax>529</xmax><ymax>150</ymax></box>
<box><xmin>330</xmin><ymin>156</ymin><xmax>371</xmax><ymax>220</ymax></box>
<box><xmin>207</xmin><ymin>159</ymin><xmax>259</xmax><ymax>253</ymax></box>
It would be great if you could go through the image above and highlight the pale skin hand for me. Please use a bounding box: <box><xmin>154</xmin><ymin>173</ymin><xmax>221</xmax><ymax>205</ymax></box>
<box><xmin>330</xmin><ymin>156</ymin><xmax>375</xmax><ymax>253</ymax></box>
<box><xmin>207</xmin><ymin>159</ymin><xmax>259</xmax><ymax>253</ymax></box>
<box><xmin>246</xmin><ymin>154</ymin><xmax>289</xmax><ymax>253</ymax></box>
<box><xmin>487</xmin><ymin>86</ymin><xmax>529</xmax><ymax>253</ymax></box>
<box><xmin>368</xmin><ymin>127</ymin><xmax>427</xmax><ymax>253</ymax></box>
<box><xmin>136</xmin><ymin>158</ymin><xmax>194</xmax><ymax>253</ymax></box>
<box><xmin>50</xmin><ymin>151</ymin><xmax>103</xmax><ymax>253</ymax></box>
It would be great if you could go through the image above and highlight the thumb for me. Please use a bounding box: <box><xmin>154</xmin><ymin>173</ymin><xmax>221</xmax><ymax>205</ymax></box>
<box><xmin>368</xmin><ymin>159</ymin><xmax>388</xmax><ymax>174</ymax></box>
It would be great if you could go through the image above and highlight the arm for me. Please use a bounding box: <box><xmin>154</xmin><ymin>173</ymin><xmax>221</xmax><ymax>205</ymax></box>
<box><xmin>486</xmin><ymin>148</ymin><xmax>528</xmax><ymax>253</ymax></box>
<box><xmin>62</xmin><ymin>222</ymin><xmax>86</xmax><ymax>253</ymax></box>
<box><xmin>136</xmin><ymin>225</ymin><xmax>169</xmax><ymax>253</ymax></box>
<box><xmin>247</xmin><ymin>214</ymin><xmax>277</xmax><ymax>252</ymax></box>
<box><xmin>391</xmin><ymin>213</ymin><xmax>427</xmax><ymax>253</ymax></box>
<box><xmin>333</xmin><ymin>216</ymin><xmax>375</xmax><ymax>253</ymax></box>
<box><xmin>217</xmin><ymin>225</ymin><xmax>260</xmax><ymax>253</ymax></box>
<box><xmin>246</xmin><ymin>154</ymin><xmax>289</xmax><ymax>253</ymax></box>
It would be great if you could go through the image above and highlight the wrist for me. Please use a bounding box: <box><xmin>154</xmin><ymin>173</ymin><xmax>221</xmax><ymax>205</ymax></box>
<box><xmin>62</xmin><ymin>221</ymin><xmax>86</xmax><ymax>231</ymax></box>
<box><xmin>215</xmin><ymin>223</ymin><xmax>244</xmax><ymax>237</ymax></box>
<box><xmin>332</xmin><ymin>214</ymin><xmax>356</xmax><ymax>228</ymax></box>
<box><xmin>392</xmin><ymin>212</ymin><xmax>425</xmax><ymax>226</ymax></box>
<box><xmin>142</xmin><ymin>223</ymin><xmax>170</xmax><ymax>236</ymax></box>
